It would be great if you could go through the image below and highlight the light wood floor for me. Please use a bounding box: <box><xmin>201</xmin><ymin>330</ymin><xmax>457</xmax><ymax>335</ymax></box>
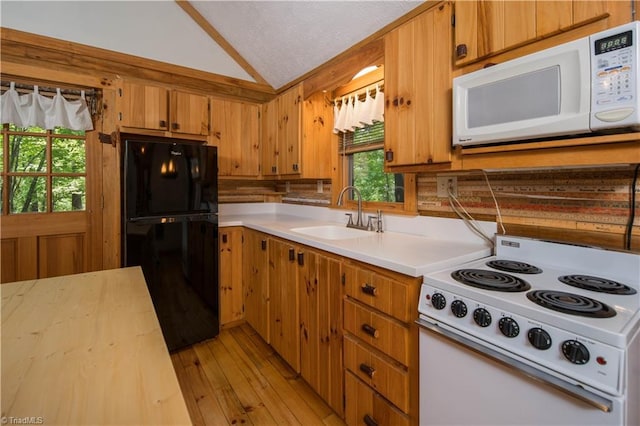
<box><xmin>171</xmin><ymin>323</ymin><xmax>345</xmax><ymax>426</ymax></box>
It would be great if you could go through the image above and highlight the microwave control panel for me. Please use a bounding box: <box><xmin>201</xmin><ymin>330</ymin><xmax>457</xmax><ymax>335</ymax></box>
<box><xmin>590</xmin><ymin>21</ymin><xmax>640</xmax><ymax>130</ymax></box>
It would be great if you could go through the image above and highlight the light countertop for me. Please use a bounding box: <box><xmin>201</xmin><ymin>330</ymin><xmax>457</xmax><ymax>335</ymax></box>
<box><xmin>1</xmin><ymin>267</ymin><xmax>191</xmax><ymax>425</ymax></box>
<box><xmin>219</xmin><ymin>203</ymin><xmax>495</xmax><ymax>277</ymax></box>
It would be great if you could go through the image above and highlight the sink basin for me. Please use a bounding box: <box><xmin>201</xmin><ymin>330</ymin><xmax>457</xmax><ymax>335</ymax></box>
<box><xmin>290</xmin><ymin>225</ymin><xmax>371</xmax><ymax>240</ymax></box>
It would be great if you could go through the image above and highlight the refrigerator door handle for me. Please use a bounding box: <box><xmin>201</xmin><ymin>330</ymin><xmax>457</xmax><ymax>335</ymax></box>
<box><xmin>128</xmin><ymin>212</ymin><xmax>217</xmax><ymax>224</ymax></box>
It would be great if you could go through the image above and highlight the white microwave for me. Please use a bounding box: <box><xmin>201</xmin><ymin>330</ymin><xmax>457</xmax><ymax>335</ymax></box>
<box><xmin>453</xmin><ymin>21</ymin><xmax>640</xmax><ymax>147</ymax></box>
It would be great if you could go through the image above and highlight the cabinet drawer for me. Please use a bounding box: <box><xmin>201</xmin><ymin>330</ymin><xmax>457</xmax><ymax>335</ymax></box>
<box><xmin>344</xmin><ymin>336</ymin><xmax>409</xmax><ymax>413</ymax></box>
<box><xmin>345</xmin><ymin>371</ymin><xmax>409</xmax><ymax>426</ymax></box>
<box><xmin>343</xmin><ymin>264</ymin><xmax>412</xmax><ymax>323</ymax></box>
<box><xmin>344</xmin><ymin>298</ymin><xmax>409</xmax><ymax>365</ymax></box>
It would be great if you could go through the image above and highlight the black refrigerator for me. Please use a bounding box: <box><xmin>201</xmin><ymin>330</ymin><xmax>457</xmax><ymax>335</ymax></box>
<box><xmin>121</xmin><ymin>136</ymin><xmax>219</xmax><ymax>352</ymax></box>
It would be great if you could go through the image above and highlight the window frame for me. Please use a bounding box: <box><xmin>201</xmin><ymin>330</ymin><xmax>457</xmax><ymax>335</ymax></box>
<box><xmin>1</xmin><ymin>124</ymin><xmax>87</xmax><ymax>215</ymax></box>
<box><xmin>332</xmin><ymin>67</ymin><xmax>417</xmax><ymax>215</ymax></box>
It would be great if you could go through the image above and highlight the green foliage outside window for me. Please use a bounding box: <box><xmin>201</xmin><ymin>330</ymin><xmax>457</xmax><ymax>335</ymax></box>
<box><xmin>1</xmin><ymin>124</ymin><xmax>86</xmax><ymax>214</ymax></box>
<box><xmin>343</xmin><ymin>121</ymin><xmax>403</xmax><ymax>203</ymax></box>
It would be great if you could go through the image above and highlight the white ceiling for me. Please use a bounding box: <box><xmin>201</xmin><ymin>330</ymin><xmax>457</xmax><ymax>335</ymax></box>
<box><xmin>1</xmin><ymin>0</ymin><xmax>424</xmax><ymax>90</ymax></box>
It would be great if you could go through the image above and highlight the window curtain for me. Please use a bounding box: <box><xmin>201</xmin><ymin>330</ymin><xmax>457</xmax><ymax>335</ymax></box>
<box><xmin>0</xmin><ymin>82</ymin><xmax>93</xmax><ymax>131</ymax></box>
<box><xmin>333</xmin><ymin>83</ymin><xmax>384</xmax><ymax>134</ymax></box>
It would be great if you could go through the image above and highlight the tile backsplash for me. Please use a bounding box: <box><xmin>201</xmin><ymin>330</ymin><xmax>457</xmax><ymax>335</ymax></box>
<box><xmin>219</xmin><ymin>166</ymin><xmax>639</xmax><ymax>249</ymax></box>
<box><xmin>418</xmin><ymin>167</ymin><xmax>637</xmax><ymax>227</ymax></box>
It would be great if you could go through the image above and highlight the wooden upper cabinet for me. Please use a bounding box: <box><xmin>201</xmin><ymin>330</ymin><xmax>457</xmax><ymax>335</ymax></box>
<box><xmin>261</xmin><ymin>85</ymin><xmax>301</xmax><ymax>176</ymax></box>
<box><xmin>171</xmin><ymin>91</ymin><xmax>210</xmax><ymax>136</ymax></box>
<box><xmin>454</xmin><ymin>0</ymin><xmax>633</xmax><ymax>66</ymax></box>
<box><xmin>261</xmin><ymin>84</ymin><xmax>332</xmax><ymax>178</ymax></box>
<box><xmin>118</xmin><ymin>80</ymin><xmax>210</xmax><ymax>136</ymax></box>
<box><xmin>261</xmin><ymin>97</ymin><xmax>280</xmax><ymax>176</ymax></box>
<box><xmin>278</xmin><ymin>85</ymin><xmax>303</xmax><ymax>175</ymax></box>
<box><xmin>384</xmin><ymin>2</ymin><xmax>452</xmax><ymax>168</ymax></box>
<box><xmin>119</xmin><ymin>81</ymin><xmax>168</xmax><ymax>130</ymax></box>
<box><xmin>210</xmin><ymin>98</ymin><xmax>260</xmax><ymax>177</ymax></box>
<box><xmin>301</xmin><ymin>91</ymin><xmax>333</xmax><ymax>179</ymax></box>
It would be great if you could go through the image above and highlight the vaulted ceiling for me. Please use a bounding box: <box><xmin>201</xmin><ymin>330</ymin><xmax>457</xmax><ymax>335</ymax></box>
<box><xmin>1</xmin><ymin>1</ymin><xmax>424</xmax><ymax>91</ymax></box>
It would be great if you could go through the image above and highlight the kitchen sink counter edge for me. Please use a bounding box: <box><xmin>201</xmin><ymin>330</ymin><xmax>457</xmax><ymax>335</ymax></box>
<box><xmin>219</xmin><ymin>203</ymin><xmax>495</xmax><ymax>277</ymax></box>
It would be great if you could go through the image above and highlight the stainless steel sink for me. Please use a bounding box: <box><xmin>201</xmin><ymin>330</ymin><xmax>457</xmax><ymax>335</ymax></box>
<box><xmin>290</xmin><ymin>225</ymin><xmax>371</xmax><ymax>240</ymax></box>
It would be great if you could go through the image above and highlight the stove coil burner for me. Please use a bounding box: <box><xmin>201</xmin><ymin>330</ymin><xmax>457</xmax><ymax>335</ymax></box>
<box><xmin>486</xmin><ymin>260</ymin><xmax>543</xmax><ymax>274</ymax></box>
<box><xmin>526</xmin><ymin>290</ymin><xmax>616</xmax><ymax>318</ymax></box>
<box><xmin>559</xmin><ymin>275</ymin><xmax>637</xmax><ymax>295</ymax></box>
<box><xmin>451</xmin><ymin>269</ymin><xmax>531</xmax><ymax>292</ymax></box>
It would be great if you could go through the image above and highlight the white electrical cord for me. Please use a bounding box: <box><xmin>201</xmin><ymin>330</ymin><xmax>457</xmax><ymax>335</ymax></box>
<box><xmin>447</xmin><ymin>185</ymin><xmax>495</xmax><ymax>247</ymax></box>
<box><xmin>483</xmin><ymin>171</ymin><xmax>506</xmax><ymax>235</ymax></box>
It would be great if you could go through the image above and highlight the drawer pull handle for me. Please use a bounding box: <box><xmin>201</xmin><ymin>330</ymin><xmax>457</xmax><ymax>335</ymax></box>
<box><xmin>361</xmin><ymin>283</ymin><xmax>378</xmax><ymax>296</ymax></box>
<box><xmin>289</xmin><ymin>248</ymin><xmax>295</xmax><ymax>262</ymax></box>
<box><xmin>261</xmin><ymin>239</ymin><xmax>267</xmax><ymax>251</ymax></box>
<box><xmin>359</xmin><ymin>363</ymin><xmax>376</xmax><ymax>378</ymax></box>
<box><xmin>361</xmin><ymin>323</ymin><xmax>379</xmax><ymax>338</ymax></box>
<box><xmin>363</xmin><ymin>414</ymin><xmax>378</xmax><ymax>426</ymax></box>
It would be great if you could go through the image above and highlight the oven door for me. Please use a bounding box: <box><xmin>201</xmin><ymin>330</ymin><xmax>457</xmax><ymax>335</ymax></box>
<box><xmin>417</xmin><ymin>318</ymin><xmax>624</xmax><ymax>426</ymax></box>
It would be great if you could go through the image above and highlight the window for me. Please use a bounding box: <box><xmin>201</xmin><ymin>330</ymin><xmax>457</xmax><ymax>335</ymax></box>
<box><xmin>0</xmin><ymin>124</ymin><xmax>86</xmax><ymax>214</ymax></box>
<box><xmin>339</xmin><ymin>121</ymin><xmax>404</xmax><ymax>203</ymax></box>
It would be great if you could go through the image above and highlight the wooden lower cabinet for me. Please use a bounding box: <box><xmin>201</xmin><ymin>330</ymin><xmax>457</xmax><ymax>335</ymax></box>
<box><xmin>219</xmin><ymin>227</ymin><xmax>244</xmax><ymax>326</ymax></box>
<box><xmin>343</xmin><ymin>298</ymin><xmax>410</xmax><ymax>365</ymax></box>
<box><xmin>299</xmin><ymin>249</ymin><xmax>344</xmax><ymax>417</ymax></box>
<box><xmin>242</xmin><ymin>229</ymin><xmax>270</xmax><ymax>342</ymax></box>
<box><xmin>344</xmin><ymin>335</ymin><xmax>409</xmax><ymax>413</ymax></box>
<box><xmin>243</xmin><ymin>232</ymin><xmax>344</xmax><ymax>416</ymax></box>
<box><xmin>268</xmin><ymin>238</ymin><xmax>300</xmax><ymax>372</ymax></box>
<box><xmin>345</xmin><ymin>371</ymin><xmax>409</xmax><ymax>426</ymax></box>
<box><xmin>242</xmin><ymin>230</ymin><xmax>421</xmax><ymax>423</ymax></box>
<box><xmin>342</xmin><ymin>260</ymin><xmax>421</xmax><ymax>425</ymax></box>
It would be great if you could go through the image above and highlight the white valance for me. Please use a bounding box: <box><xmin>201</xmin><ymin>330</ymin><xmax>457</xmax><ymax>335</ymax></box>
<box><xmin>0</xmin><ymin>82</ymin><xmax>93</xmax><ymax>131</ymax></box>
<box><xmin>333</xmin><ymin>84</ymin><xmax>384</xmax><ymax>134</ymax></box>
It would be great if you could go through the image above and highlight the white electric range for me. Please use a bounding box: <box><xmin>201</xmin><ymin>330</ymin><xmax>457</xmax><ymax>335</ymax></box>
<box><xmin>417</xmin><ymin>235</ymin><xmax>640</xmax><ymax>425</ymax></box>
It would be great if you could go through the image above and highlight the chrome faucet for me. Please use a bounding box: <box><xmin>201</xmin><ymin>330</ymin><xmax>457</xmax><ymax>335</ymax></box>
<box><xmin>337</xmin><ymin>186</ymin><xmax>367</xmax><ymax>230</ymax></box>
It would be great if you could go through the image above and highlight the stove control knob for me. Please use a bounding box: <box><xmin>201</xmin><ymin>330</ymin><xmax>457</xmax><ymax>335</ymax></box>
<box><xmin>451</xmin><ymin>300</ymin><xmax>468</xmax><ymax>318</ymax></box>
<box><xmin>498</xmin><ymin>317</ymin><xmax>520</xmax><ymax>338</ymax></box>
<box><xmin>473</xmin><ymin>308</ymin><xmax>492</xmax><ymax>327</ymax></box>
<box><xmin>528</xmin><ymin>327</ymin><xmax>552</xmax><ymax>350</ymax></box>
<box><xmin>562</xmin><ymin>340</ymin><xmax>590</xmax><ymax>365</ymax></box>
<box><xmin>431</xmin><ymin>293</ymin><xmax>446</xmax><ymax>310</ymax></box>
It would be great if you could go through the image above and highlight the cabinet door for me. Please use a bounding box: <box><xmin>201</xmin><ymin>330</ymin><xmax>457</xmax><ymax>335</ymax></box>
<box><xmin>299</xmin><ymin>248</ymin><xmax>319</xmax><ymax>387</ymax></box>
<box><xmin>299</xmin><ymin>249</ymin><xmax>343</xmax><ymax>417</ymax></box>
<box><xmin>219</xmin><ymin>227</ymin><xmax>244</xmax><ymax>326</ymax></box>
<box><xmin>243</xmin><ymin>230</ymin><xmax>270</xmax><ymax>342</ymax></box>
<box><xmin>119</xmin><ymin>81</ymin><xmax>169</xmax><ymax>130</ymax></box>
<box><xmin>319</xmin><ymin>254</ymin><xmax>344</xmax><ymax>417</ymax></box>
<box><xmin>536</xmin><ymin>1</ymin><xmax>573</xmax><ymax>35</ymax></box>
<box><xmin>211</xmin><ymin>99</ymin><xmax>260</xmax><ymax>176</ymax></box>
<box><xmin>454</xmin><ymin>1</ymin><xmax>631</xmax><ymax>65</ymax></box>
<box><xmin>301</xmin><ymin>91</ymin><xmax>333</xmax><ymax>179</ymax></box>
<box><xmin>454</xmin><ymin>1</ymin><xmax>542</xmax><ymax>64</ymax></box>
<box><xmin>261</xmin><ymin>98</ymin><xmax>279</xmax><ymax>176</ymax></box>
<box><xmin>171</xmin><ymin>91</ymin><xmax>210</xmax><ymax>136</ymax></box>
<box><xmin>345</xmin><ymin>371</ymin><xmax>409</xmax><ymax>426</ymax></box>
<box><xmin>268</xmin><ymin>239</ymin><xmax>300</xmax><ymax>372</ymax></box>
<box><xmin>385</xmin><ymin>2</ymin><xmax>452</xmax><ymax>167</ymax></box>
<box><xmin>278</xmin><ymin>85</ymin><xmax>302</xmax><ymax>175</ymax></box>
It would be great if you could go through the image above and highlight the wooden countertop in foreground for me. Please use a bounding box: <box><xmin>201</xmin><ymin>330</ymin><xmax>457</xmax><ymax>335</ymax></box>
<box><xmin>1</xmin><ymin>267</ymin><xmax>191</xmax><ymax>425</ymax></box>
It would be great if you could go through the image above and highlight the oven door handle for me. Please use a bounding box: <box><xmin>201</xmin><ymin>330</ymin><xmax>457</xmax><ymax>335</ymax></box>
<box><xmin>415</xmin><ymin>318</ymin><xmax>614</xmax><ymax>413</ymax></box>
